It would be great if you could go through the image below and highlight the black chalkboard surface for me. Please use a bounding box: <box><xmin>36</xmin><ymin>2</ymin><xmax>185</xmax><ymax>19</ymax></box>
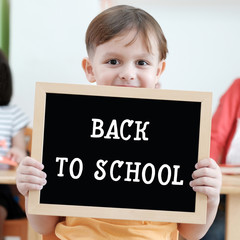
<box><xmin>28</xmin><ymin>82</ymin><xmax>212</xmax><ymax>224</ymax></box>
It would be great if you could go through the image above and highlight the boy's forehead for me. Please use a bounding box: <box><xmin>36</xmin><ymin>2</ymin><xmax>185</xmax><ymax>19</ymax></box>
<box><xmin>90</xmin><ymin>30</ymin><xmax>160</xmax><ymax>62</ymax></box>
<box><xmin>110</xmin><ymin>29</ymin><xmax>158</xmax><ymax>52</ymax></box>
<box><xmin>89</xmin><ymin>28</ymin><xmax>160</xmax><ymax>60</ymax></box>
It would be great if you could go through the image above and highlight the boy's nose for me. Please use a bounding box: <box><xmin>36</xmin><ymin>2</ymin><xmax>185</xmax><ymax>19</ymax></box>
<box><xmin>119</xmin><ymin>65</ymin><xmax>135</xmax><ymax>81</ymax></box>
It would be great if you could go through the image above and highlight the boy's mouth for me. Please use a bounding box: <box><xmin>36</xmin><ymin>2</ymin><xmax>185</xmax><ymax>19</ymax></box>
<box><xmin>115</xmin><ymin>84</ymin><xmax>139</xmax><ymax>88</ymax></box>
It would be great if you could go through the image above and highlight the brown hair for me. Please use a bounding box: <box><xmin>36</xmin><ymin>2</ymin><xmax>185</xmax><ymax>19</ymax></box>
<box><xmin>85</xmin><ymin>5</ymin><xmax>168</xmax><ymax>61</ymax></box>
<box><xmin>0</xmin><ymin>50</ymin><xmax>12</xmax><ymax>105</ymax></box>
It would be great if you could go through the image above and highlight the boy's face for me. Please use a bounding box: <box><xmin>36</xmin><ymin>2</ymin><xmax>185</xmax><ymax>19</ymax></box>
<box><xmin>82</xmin><ymin>30</ymin><xmax>165</xmax><ymax>89</ymax></box>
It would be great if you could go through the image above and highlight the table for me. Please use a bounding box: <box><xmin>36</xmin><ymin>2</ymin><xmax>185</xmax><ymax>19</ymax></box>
<box><xmin>0</xmin><ymin>168</ymin><xmax>17</xmax><ymax>184</ymax></box>
<box><xmin>220</xmin><ymin>173</ymin><xmax>240</xmax><ymax>240</ymax></box>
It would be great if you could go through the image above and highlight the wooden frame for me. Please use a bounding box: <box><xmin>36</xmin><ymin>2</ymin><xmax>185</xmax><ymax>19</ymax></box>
<box><xmin>28</xmin><ymin>82</ymin><xmax>212</xmax><ymax>224</ymax></box>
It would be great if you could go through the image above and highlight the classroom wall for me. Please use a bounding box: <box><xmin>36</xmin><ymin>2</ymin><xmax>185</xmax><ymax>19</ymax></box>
<box><xmin>9</xmin><ymin>0</ymin><xmax>240</xmax><ymax>125</ymax></box>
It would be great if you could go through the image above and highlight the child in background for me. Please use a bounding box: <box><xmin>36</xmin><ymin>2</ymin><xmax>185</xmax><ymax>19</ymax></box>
<box><xmin>0</xmin><ymin>50</ymin><xmax>29</xmax><ymax>240</ymax></box>
<box><xmin>211</xmin><ymin>78</ymin><xmax>240</xmax><ymax>165</ymax></box>
<box><xmin>16</xmin><ymin>5</ymin><xmax>222</xmax><ymax>240</ymax></box>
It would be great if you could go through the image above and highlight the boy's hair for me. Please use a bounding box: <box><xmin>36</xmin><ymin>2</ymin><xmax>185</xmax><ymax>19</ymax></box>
<box><xmin>0</xmin><ymin>50</ymin><xmax>12</xmax><ymax>105</ymax></box>
<box><xmin>85</xmin><ymin>5</ymin><xmax>168</xmax><ymax>61</ymax></box>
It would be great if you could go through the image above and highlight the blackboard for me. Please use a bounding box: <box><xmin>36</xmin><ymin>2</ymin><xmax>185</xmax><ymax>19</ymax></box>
<box><xmin>28</xmin><ymin>82</ymin><xmax>212</xmax><ymax>224</ymax></box>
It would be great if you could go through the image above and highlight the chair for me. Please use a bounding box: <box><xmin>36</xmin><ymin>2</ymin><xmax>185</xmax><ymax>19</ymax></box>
<box><xmin>24</xmin><ymin>127</ymin><xmax>32</xmax><ymax>156</ymax></box>
<box><xmin>3</xmin><ymin>127</ymin><xmax>33</xmax><ymax>240</ymax></box>
<box><xmin>42</xmin><ymin>233</ymin><xmax>60</xmax><ymax>240</ymax></box>
<box><xmin>3</xmin><ymin>218</ymin><xmax>28</xmax><ymax>240</ymax></box>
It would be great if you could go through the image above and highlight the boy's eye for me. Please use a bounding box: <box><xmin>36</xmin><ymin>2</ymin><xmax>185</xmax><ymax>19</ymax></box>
<box><xmin>107</xmin><ymin>59</ymin><xmax>119</xmax><ymax>65</ymax></box>
<box><xmin>137</xmin><ymin>60</ymin><xmax>148</xmax><ymax>66</ymax></box>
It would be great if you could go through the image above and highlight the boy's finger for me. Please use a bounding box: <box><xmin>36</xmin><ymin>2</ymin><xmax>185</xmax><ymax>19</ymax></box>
<box><xmin>20</xmin><ymin>156</ymin><xmax>44</xmax><ymax>170</ymax></box>
<box><xmin>195</xmin><ymin>158</ymin><xmax>218</xmax><ymax>169</ymax></box>
<box><xmin>190</xmin><ymin>176</ymin><xmax>217</xmax><ymax>188</ymax></box>
<box><xmin>19</xmin><ymin>174</ymin><xmax>47</xmax><ymax>186</ymax></box>
<box><xmin>192</xmin><ymin>167</ymin><xmax>217</xmax><ymax>179</ymax></box>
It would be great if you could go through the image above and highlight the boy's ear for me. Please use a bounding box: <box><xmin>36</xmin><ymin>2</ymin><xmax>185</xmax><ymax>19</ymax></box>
<box><xmin>156</xmin><ymin>60</ymin><xmax>166</xmax><ymax>78</ymax></box>
<box><xmin>155</xmin><ymin>60</ymin><xmax>166</xmax><ymax>89</ymax></box>
<box><xmin>82</xmin><ymin>57</ymin><xmax>96</xmax><ymax>83</ymax></box>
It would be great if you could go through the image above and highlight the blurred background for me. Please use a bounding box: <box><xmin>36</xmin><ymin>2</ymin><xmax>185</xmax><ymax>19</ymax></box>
<box><xmin>1</xmin><ymin>0</ymin><xmax>240</xmax><ymax>125</ymax></box>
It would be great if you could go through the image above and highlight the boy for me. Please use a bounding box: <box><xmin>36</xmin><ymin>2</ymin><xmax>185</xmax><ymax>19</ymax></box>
<box><xmin>16</xmin><ymin>5</ymin><xmax>222</xmax><ymax>240</ymax></box>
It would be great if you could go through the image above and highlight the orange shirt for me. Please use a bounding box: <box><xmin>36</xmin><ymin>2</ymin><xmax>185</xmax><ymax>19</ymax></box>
<box><xmin>56</xmin><ymin>217</ymin><xmax>178</xmax><ymax>240</ymax></box>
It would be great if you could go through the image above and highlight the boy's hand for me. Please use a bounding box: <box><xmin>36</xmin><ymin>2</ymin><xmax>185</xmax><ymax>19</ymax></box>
<box><xmin>190</xmin><ymin>158</ymin><xmax>222</xmax><ymax>204</ymax></box>
<box><xmin>16</xmin><ymin>156</ymin><xmax>47</xmax><ymax>197</ymax></box>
